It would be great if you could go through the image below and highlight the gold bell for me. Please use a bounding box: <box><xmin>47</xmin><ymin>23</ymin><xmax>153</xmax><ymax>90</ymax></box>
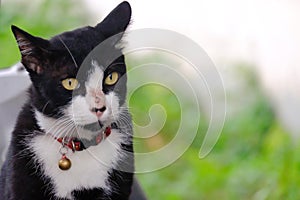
<box><xmin>58</xmin><ymin>155</ymin><xmax>72</xmax><ymax>170</ymax></box>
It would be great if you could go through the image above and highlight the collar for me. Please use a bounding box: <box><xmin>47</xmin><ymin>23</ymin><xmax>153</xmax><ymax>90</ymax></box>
<box><xmin>56</xmin><ymin>126</ymin><xmax>111</xmax><ymax>152</ymax></box>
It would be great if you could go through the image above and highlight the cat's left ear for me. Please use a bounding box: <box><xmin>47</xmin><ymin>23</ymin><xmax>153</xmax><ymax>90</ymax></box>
<box><xmin>95</xmin><ymin>1</ymin><xmax>131</xmax><ymax>39</ymax></box>
<box><xmin>11</xmin><ymin>25</ymin><xmax>49</xmax><ymax>74</ymax></box>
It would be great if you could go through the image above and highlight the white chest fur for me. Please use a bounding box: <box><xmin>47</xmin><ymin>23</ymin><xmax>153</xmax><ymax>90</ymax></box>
<box><xmin>29</xmin><ymin>129</ymin><xmax>124</xmax><ymax>199</ymax></box>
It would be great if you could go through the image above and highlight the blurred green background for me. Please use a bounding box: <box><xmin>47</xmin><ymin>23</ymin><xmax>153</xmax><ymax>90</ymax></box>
<box><xmin>1</xmin><ymin>1</ymin><xmax>300</xmax><ymax>199</ymax></box>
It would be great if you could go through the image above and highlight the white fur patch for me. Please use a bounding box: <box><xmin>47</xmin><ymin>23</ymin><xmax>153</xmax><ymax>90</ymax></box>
<box><xmin>30</xmin><ymin>128</ymin><xmax>124</xmax><ymax>199</ymax></box>
<box><xmin>88</xmin><ymin>60</ymin><xmax>103</xmax><ymax>90</ymax></box>
<box><xmin>35</xmin><ymin>111</ymin><xmax>96</xmax><ymax>140</ymax></box>
<box><xmin>66</xmin><ymin>95</ymin><xmax>99</xmax><ymax>127</ymax></box>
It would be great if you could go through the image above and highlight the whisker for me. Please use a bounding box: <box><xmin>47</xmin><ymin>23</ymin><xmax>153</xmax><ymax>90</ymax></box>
<box><xmin>44</xmin><ymin>117</ymin><xmax>76</xmax><ymax>140</ymax></box>
<box><xmin>58</xmin><ymin>36</ymin><xmax>78</xmax><ymax>68</ymax></box>
<box><xmin>41</xmin><ymin>100</ymin><xmax>51</xmax><ymax>113</ymax></box>
<box><xmin>45</xmin><ymin>117</ymin><xmax>71</xmax><ymax>134</ymax></box>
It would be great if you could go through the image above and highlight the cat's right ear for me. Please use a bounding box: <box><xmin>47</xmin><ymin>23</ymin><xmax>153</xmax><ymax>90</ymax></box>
<box><xmin>95</xmin><ymin>1</ymin><xmax>131</xmax><ymax>39</ymax></box>
<box><xmin>11</xmin><ymin>25</ymin><xmax>49</xmax><ymax>74</ymax></box>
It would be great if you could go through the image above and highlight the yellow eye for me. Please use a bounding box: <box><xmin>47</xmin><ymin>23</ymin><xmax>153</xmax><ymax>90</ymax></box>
<box><xmin>62</xmin><ymin>78</ymin><xmax>79</xmax><ymax>90</ymax></box>
<box><xmin>104</xmin><ymin>72</ymin><xmax>119</xmax><ymax>85</ymax></box>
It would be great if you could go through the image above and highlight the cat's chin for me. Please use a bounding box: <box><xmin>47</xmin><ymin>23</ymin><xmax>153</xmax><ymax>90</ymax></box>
<box><xmin>80</xmin><ymin>121</ymin><xmax>104</xmax><ymax>132</ymax></box>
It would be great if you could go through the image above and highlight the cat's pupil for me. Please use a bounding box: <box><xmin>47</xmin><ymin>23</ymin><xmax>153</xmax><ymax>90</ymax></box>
<box><xmin>109</xmin><ymin>74</ymin><xmax>113</xmax><ymax>80</ymax></box>
<box><xmin>68</xmin><ymin>80</ymin><xmax>72</xmax><ymax>86</ymax></box>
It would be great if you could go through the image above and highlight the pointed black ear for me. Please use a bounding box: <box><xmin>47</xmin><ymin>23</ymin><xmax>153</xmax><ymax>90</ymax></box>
<box><xmin>95</xmin><ymin>1</ymin><xmax>131</xmax><ymax>38</ymax></box>
<box><xmin>11</xmin><ymin>25</ymin><xmax>49</xmax><ymax>74</ymax></box>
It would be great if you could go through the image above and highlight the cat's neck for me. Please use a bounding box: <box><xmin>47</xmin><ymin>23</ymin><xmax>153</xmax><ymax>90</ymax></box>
<box><xmin>35</xmin><ymin>110</ymin><xmax>98</xmax><ymax>140</ymax></box>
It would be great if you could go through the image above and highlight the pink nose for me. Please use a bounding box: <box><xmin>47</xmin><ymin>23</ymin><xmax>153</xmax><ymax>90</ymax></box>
<box><xmin>91</xmin><ymin>106</ymin><xmax>106</xmax><ymax>117</ymax></box>
<box><xmin>89</xmin><ymin>88</ymin><xmax>106</xmax><ymax>117</ymax></box>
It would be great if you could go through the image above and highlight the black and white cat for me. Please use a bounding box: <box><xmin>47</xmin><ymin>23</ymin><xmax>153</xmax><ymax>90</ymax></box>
<box><xmin>0</xmin><ymin>2</ymin><xmax>145</xmax><ymax>200</ymax></box>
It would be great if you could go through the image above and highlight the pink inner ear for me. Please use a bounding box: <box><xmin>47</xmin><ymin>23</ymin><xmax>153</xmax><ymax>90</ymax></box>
<box><xmin>17</xmin><ymin>39</ymin><xmax>33</xmax><ymax>56</ymax></box>
<box><xmin>26</xmin><ymin>62</ymin><xmax>42</xmax><ymax>74</ymax></box>
<box><xmin>15</xmin><ymin>36</ymin><xmax>44</xmax><ymax>74</ymax></box>
<box><xmin>22</xmin><ymin>57</ymin><xmax>43</xmax><ymax>74</ymax></box>
<box><xmin>14</xmin><ymin>32</ymin><xmax>34</xmax><ymax>56</ymax></box>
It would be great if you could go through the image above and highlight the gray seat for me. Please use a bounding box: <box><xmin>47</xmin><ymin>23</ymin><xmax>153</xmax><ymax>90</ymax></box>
<box><xmin>0</xmin><ymin>63</ymin><xmax>30</xmax><ymax>166</ymax></box>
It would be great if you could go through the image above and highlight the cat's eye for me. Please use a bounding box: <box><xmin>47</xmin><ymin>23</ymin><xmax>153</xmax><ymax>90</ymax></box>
<box><xmin>104</xmin><ymin>72</ymin><xmax>119</xmax><ymax>85</ymax></box>
<box><xmin>61</xmin><ymin>78</ymin><xmax>79</xmax><ymax>90</ymax></box>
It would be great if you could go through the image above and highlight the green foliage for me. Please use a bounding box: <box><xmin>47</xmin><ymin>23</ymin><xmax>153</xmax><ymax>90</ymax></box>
<box><xmin>135</xmin><ymin>92</ymin><xmax>299</xmax><ymax>200</ymax></box>
<box><xmin>130</xmin><ymin>63</ymin><xmax>299</xmax><ymax>199</ymax></box>
<box><xmin>0</xmin><ymin>0</ymin><xmax>90</xmax><ymax>68</ymax></box>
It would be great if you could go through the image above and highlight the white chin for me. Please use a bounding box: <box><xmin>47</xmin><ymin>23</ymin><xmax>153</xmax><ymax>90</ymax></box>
<box><xmin>80</xmin><ymin>121</ymin><xmax>103</xmax><ymax>131</ymax></box>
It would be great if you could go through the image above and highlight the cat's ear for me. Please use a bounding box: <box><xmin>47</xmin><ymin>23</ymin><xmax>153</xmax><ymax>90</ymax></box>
<box><xmin>11</xmin><ymin>25</ymin><xmax>49</xmax><ymax>74</ymax></box>
<box><xmin>95</xmin><ymin>1</ymin><xmax>131</xmax><ymax>38</ymax></box>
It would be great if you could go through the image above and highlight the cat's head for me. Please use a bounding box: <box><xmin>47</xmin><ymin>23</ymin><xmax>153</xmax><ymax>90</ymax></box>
<box><xmin>12</xmin><ymin>2</ymin><xmax>131</xmax><ymax>136</ymax></box>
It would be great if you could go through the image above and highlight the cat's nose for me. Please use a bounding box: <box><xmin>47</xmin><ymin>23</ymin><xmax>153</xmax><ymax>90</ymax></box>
<box><xmin>91</xmin><ymin>106</ymin><xmax>106</xmax><ymax>117</ymax></box>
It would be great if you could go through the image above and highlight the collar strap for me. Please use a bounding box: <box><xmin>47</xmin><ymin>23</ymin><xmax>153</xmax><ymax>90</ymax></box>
<box><xmin>56</xmin><ymin>126</ymin><xmax>111</xmax><ymax>152</ymax></box>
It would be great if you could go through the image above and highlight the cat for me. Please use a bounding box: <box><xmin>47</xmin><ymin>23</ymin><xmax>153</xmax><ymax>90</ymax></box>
<box><xmin>0</xmin><ymin>1</ymin><xmax>145</xmax><ymax>200</ymax></box>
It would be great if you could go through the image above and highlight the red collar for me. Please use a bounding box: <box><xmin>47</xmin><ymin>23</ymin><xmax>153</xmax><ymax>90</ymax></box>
<box><xmin>56</xmin><ymin>126</ymin><xmax>111</xmax><ymax>152</ymax></box>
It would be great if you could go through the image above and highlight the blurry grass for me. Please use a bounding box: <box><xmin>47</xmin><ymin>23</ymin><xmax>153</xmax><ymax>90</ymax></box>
<box><xmin>135</xmin><ymin>124</ymin><xmax>299</xmax><ymax>200</ymax></box>
<box><xmin>128</xmin><ymin>62</ymin><xmax>300</xmax><ymax>199</ymax></box>
<box><xmin>132</xmin><ymin>87</ymin><xmax>299</xmax><ymax>199</ymax></box>
<box><xmin>0</xmin><ymin>0</ymin><xmax>91</xmax><ymax>68</ymax></box>
<box><xmin>129</xmin><ymin>84</ymin><xmax>181</xmax><ymax>152</ymax></box>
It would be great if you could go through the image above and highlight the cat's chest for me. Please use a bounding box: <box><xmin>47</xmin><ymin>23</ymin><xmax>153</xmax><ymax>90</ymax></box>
<box><xmin>29</xmin><ymin>130</ymin><xmax>124</xmax><ymax>199</ymax></box>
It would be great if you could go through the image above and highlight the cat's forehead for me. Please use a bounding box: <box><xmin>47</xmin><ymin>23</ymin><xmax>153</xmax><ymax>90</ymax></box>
<box><xmin>50</xmin><ymin>28</ymin><xmax>100</xmax><ymax>58</ymax></box>
<box><xmin>48</xmin><ymin>27</ymin><xmax>121</xmax><ymax>71</ymax></box>
<box><xmin>50</xmin><ymin>26</ymin><xmax>105</xmax><ymax>48</ymax></box>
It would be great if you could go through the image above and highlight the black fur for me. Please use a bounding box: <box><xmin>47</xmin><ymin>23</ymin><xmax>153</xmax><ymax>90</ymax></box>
<box><xmin>0</xmin><ymin>2</ymin><xmax>138</xmax><ymax>199</ymax></box>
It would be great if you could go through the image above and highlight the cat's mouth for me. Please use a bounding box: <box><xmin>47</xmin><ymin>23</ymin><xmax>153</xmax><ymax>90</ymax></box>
<box><xmin>81</xmin><ymin>121</ymin><xmax>104</xmax><ymax>132</ymax></box>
